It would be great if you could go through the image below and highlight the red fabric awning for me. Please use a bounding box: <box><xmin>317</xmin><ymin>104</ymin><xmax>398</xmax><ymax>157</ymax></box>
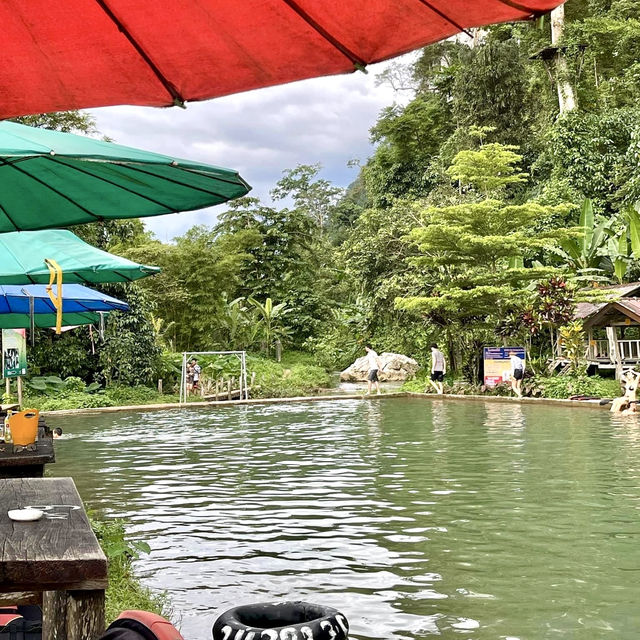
<box><xmin>0</xmin><ymin>0</ymin><xmax>564</xmax><ymax>119</ymax></box>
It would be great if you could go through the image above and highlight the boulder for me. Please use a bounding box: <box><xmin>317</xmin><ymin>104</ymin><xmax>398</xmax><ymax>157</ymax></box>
<box><xmin>340</xmin><ymin>352</ymin><xmax>420</xmax><ymax>382</ymax></box>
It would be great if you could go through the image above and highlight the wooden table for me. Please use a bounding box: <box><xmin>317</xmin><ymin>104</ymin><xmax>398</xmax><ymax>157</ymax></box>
<box><xmin>0</xmin><ymin>477</ymin><xmax>108</xmax><ymax>640</ymax></box>
<box><xmin>0</xmin><ymin>427</ymin><xmax>55</xmax><ymax>478</ymax></box>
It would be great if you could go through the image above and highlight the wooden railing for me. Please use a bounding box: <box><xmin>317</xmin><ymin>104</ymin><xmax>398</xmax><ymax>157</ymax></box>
<box><xmin>586</xmin><ymin>339</ymin><xmax>640</xmax><ymax>362</ymax></box>
<box><xmin>618</xmin><ymin>339</ymin><xmax>640</xmax><ymax>361</ymax></box>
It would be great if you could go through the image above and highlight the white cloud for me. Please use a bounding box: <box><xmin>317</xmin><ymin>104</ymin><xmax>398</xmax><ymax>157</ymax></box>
<box><xmin>87</xmin><ymin>54</ymin><xmax>417</xmax><ymax>240</ymax></box>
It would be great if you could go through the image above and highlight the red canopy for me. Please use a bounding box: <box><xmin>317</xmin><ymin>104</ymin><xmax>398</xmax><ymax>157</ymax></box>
<box><xmin>0</xmin><ymin>0</ymin><xmax>564</xmax><ymax>119</ymax></box>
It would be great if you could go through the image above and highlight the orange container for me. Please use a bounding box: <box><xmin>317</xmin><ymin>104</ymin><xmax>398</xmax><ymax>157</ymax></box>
<box><xmin>7</xmin><ymin>409</ymin><xmax>40</xmax><ymax>446</ymax></box>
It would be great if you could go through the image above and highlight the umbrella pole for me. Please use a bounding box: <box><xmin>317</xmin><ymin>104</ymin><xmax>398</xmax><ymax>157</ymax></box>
<box><xmin>29</xmin><ymin>295</ymin><xmax>35</xmax><ymax>346</ymax></box>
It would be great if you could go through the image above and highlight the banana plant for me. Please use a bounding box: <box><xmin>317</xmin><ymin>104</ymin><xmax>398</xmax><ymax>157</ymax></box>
<box><xmin>598</xmin><ymin>202</ymin><xmax>640</xmax><ymax>284</ymax></box>
<box><xmin>247</xmin><ymin>297</ymin><xmax>291</xmax><ymax>357</ymax></box>
<box><xmin>624</xmin><ymin>202</ymin><xmax>640</xmax><ymax>257</ymax></box>
<box><xmin>557</xmin><ymin>199</ymin><xmax>608</xmax><ymax>271</ymax></box>
<box><xmin>605</xmin><ymin>231</ymin><xmax>630</xmax><ymax>283</ymax></box>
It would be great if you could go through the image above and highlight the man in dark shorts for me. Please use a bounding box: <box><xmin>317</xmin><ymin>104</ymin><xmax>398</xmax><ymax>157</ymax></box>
<box><xmin>509</xmin><ymin>350</ymin><xmax>525</xmax><ymax>398</ymax></box>
<box><xmin>364</xmin><ymin>345</ymin><xmax>382</xmax><ymax>395</ymax></box>
<box><xmin>429</xmin><ymin>343</ymin><xmax>446</xmax><ymax>394</ymax></box>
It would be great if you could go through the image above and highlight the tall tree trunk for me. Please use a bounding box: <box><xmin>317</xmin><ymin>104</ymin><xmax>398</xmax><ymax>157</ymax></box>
<box><xmin>551</xmin><ymin>5</ymin><xmax>576</xmax><ymax>114</ymax></box>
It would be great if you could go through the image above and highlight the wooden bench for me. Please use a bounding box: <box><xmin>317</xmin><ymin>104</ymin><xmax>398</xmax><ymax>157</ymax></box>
<box><xmin>0</xmin><ymin>477</ymin><xmax>108</xmax><ymax>640</ymax></box>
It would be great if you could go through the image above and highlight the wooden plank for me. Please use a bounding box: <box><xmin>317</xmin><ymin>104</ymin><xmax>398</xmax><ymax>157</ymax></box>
<box><xmin>0</xmin><ymin>591</ymin><xmax>42</xmax><ymax>606</ymax></box>
<box><xmin>0</xmin><ymin>478</ymin><xmax>107</xmax><ymax>592</ymax></box>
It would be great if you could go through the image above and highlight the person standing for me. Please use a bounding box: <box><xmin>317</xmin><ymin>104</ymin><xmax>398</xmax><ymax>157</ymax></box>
<box><xmin>364</xmin><ymin>345</ymin><xmax>382</xmax><ymax>395</ymax></box>
<box><xmin>190</xmin><ymin>358</ymin><xmax>201</xmax><ymax>394</ymax></box>
<box><xmin>429</xmin><ymin>343</ymin><xmax>446</xmax><ymax>394</ymax></box>
<box><xmin>509</xmin><ymin>350</ymin><xmax>525</xmax><ymax>398</ymax></box>
<box><xmin>186</xmin><ymin>361</ymin><xmax>194</xmax><ymax>393</ymax></box>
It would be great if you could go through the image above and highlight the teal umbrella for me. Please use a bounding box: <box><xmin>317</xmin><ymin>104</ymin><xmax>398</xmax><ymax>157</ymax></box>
<box><xmin>0</xmin><ymin>230</ymin><xmax>159</xmax><ymax>284</ymax></box>
<box><xmin>0</xmin><ymin>121</ymin><xmax>251</xmax><ymax>232</ymax></box>
<box><xmin>0</xmin><ymin>311</ymin><xmax>102</xmax><ymax>329</ymax></box>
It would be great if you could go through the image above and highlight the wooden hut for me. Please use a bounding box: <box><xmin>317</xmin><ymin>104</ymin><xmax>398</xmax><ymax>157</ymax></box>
<box><xmin>574</xmin><ymin>283</ymin><xmax>640</xmax><ymax>375</ymax></box>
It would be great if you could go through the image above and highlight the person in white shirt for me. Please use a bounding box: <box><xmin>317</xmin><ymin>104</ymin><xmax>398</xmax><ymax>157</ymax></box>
<box><xmin>364</xmin><ymin>345</ymin><xmax>382</xmax><ymax>395</ymax></box>
<box><xmin>509</xmin><ymin>351</ymin><xmax>525</xmax><ymax>398</ymax></box>
<box><xmin>429</xmin><ymin>343</ymin><xmax>446</xmax><ymax>395</ymax></box>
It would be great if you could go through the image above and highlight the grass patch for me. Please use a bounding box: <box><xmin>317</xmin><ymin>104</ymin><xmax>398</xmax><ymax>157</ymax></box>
<box><xmin>248</xmin><ymin>354</ymin><xmax>331</xmax><ymax>398</ymax></box>
<box><xmin>90</xmin><ymin>516</ymin><xmax>171</xmax><ymax>625</ymax></box>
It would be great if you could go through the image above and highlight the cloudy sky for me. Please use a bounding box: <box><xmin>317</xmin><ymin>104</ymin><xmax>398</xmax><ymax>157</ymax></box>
<box><xmin>87</xmin><ymin>55</ymin><xmax>414</xmax><ymax>241</ymax></box>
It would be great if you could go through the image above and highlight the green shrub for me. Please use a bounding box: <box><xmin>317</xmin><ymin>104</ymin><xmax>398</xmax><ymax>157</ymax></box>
<box><xmin>105</xmin><ymin>385</ymin><xmax>178</xmax><ymax>406</ymax></box>
<box><xmin>64</xmin><ymin>376</ymin><xmax>86</xmax><ymax>392</ymax></box>
<box><xmin>531</xmin><ymin>375</ymin><xmax>621</xmax><ymax>399</ymax></box>
<box><xmin>25</xmin><ymin>391</ymin><xmax>115</xmax><ymax>411</ymax></box>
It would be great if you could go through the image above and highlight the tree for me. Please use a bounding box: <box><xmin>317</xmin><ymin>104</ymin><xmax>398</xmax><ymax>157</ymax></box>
<box><xmin>270</xmin><ymin>164</ymin><xmax>343</xmax><ymax>230</ymax></box>
<box><xmin>362</xmin><ymin>92</ymin><xmax>453</xmax><ymax>207</ymax></box>
<box><xmin>12</xmin><ymin>111</ymin><xmax>98</xmax><ymax>134</ymax></box>
<box><xmin>395</xmin><ymin>140</ymin><xmax>572</xmax><ymax>376</ymax></box>
<box><xmin>98</xmin><ymin>284</ymin><xmax>161</xmax><ymax>386</ymax></box>
<box><xmin>550</xmin><ymin>4</ymin><xmax>577</xmax><ymax>113</ymax></box>
<box><xmin>126</xmin><ymin>225</ymin><xmax>259</xmax><ymax>351</ymax></box>
<box><xmin>216</xmin><ymin>195</ymin><xmax>335</xmax><ymax>344</ymax></box>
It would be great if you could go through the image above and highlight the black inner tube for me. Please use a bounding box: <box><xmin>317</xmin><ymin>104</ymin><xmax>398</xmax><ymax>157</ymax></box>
<box><xmin>235</xmin><ymin>602</ymin><xmax>329</xmax><ymax>628</ymax></box>
<box><xmin>212</xmin><ymin>601</ymin><xmax>349</xmax><ymax>639</ymax></box>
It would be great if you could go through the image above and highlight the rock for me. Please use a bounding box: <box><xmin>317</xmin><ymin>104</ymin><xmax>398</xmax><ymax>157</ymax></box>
<box><xmin>340</xmin><ymin>352</ymin><xmax>420</xmax><ymax>382</ymax></box>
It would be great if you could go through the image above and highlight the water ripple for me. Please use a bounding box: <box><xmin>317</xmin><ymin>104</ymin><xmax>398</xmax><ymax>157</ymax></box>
<box><xmin>48</xmin><ymin>398</ymin><xmax>640</xmax><ymax>640</ymax></box>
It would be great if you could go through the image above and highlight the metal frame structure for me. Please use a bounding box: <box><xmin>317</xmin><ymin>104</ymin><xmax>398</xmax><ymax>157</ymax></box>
<box><xmin>179</xmin><ymin>350</ymin><xmax>248</xmax><ymax>404</ymax></box>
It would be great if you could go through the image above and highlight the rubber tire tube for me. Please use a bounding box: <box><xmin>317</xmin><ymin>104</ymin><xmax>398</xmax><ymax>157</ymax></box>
<box><xmin>212</xmin><ymin>601</ymin><xmax>348</xmax><ymax>640</ymax></box>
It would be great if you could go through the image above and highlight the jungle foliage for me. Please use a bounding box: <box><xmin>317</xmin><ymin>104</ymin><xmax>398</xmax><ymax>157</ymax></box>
<box><xmin>27</xmin><ymin>0</ymin><xmax>640</xmax><ymax>389</ymax></box>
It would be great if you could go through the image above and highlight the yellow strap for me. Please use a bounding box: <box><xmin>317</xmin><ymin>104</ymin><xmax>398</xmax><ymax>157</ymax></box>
<box><xmin>44</xmin><ymin>258</ymin><xmax>63</xmax><ymax>334</ymax></box>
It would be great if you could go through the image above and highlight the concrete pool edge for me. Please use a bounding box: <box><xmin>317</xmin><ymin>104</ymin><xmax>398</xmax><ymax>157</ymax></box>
<box><xmin>405</xmin><ymin>392</ymin><xmax>608</xmax><ymax>409</ymax></box>
<box><xmin>39</xmin><ymin>390</ymin><xmax>611</xmax><ymax>416</ymax></box>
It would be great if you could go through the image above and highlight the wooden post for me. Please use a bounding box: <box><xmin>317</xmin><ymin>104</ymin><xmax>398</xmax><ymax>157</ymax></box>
<box><xmin>17</xmin><ymin>376</ymin><xmax>22</xmax><ymax>407</ymax></box>
<box><xmin>44</xmin><ymin>590</ymin><xmax>105</xmax><ymax>640</ymax></box>
<box><xmin>227</xmin><ymin>379</ymin><xmax>232</xmax><ymax>401</ymax></box>
<box><xmin>157</xmin><ymin>379</ymin><xmax>163</xmax><ymax>394</ymax></box>
<box><xmin>66</xmin><ymin>590</ymin><xmax>105</xmax><ymax>640</ymax></box>
<box><xmin>606</xmin><ymin>326</ymin><xmax>623</xmax><ymax>380</ymax></box>
<box><xmin>43</xmin><ymin>591</ymin><xmax>67</xmax><ymax>640</ymax></box>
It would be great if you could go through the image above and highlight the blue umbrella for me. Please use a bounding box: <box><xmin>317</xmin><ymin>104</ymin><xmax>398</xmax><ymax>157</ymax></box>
<box><xmin>0</xmin><ymin>284</ymin><xmax>128</xmax><ymax>329</ymax></box>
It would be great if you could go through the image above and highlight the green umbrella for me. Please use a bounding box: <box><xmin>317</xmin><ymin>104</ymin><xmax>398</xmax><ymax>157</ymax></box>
<box><xmin>0</xmin><ymin>229</ymin><xmax>159</xmax><ymax>284</ymax></box>
<box><xmin>0</xmin><ymin>120</ymin><xmax>251</xmax><ymax>232</ymax></box>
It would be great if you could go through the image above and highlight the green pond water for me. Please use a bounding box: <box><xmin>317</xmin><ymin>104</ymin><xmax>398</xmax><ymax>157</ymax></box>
<box><xmin>47</xmin><ymin>398</ymin><xmax>640</xmax><ymax>639</ymax></box>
